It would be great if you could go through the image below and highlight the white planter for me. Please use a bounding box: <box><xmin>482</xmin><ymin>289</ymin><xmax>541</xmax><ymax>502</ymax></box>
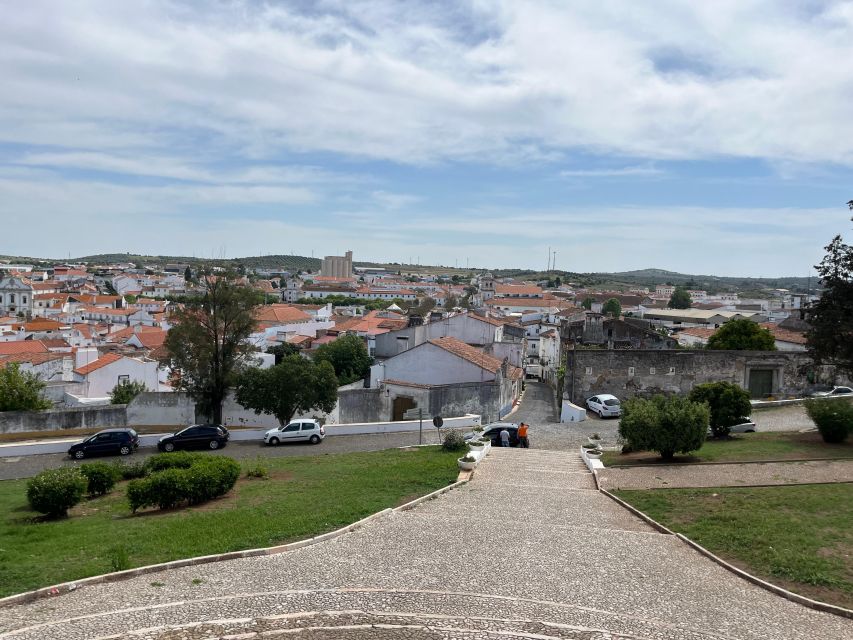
<box><xmin>457</xmin><ymin>458</ymin><xmax>477</xmax><ymax>471</ymax></box>
<box><xmin>584</xmin><ymin>449</ymin><xmax>602</xmax><ymax>459</ymax></box>
<box><xmin>468</xmin><ymin>443</ymin><xmax>485</xmax><ymax>452</ymax></box>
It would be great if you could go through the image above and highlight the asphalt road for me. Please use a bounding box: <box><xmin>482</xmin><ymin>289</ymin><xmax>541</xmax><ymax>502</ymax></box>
<box><xmin>0</xmin><ymin>428</ymin><xmax>452</xmax><ymax>481</ymax></box>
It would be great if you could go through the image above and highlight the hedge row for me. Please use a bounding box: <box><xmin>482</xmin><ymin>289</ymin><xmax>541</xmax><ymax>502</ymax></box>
<box><xmin>805</xmin><ymin>398</ymin><xmax>853</xmax><ymax>443</ymax></box>
<box><xmin>127</xmin><ymin>455</ymin><xmax>240</xmax><ymax>512</ymax></box>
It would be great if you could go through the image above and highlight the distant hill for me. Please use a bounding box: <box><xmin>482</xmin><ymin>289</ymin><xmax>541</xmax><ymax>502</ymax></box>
<box><xmin>0</xmin><ymin>253</ymin><xmax>814</xmax><ymax>293</ymax></box>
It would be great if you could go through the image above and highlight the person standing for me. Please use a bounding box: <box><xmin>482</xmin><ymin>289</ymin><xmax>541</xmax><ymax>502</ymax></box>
<box><xmin>499</xmin><ymin>426</ymin><xmax>510</xmax><ymax>447</ymax></box>
<box><xmin>518</xmin><ymin>422</ymin><xmax>529</xmax><ymax>448</ymax></box>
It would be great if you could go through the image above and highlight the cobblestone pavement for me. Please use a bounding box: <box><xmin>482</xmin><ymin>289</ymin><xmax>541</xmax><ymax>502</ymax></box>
<box><xmin>1</xmin><ymin>448</ymin><xmax>849</xmax><ymax>639</ymax></box>
<box><xmin>599</xmin><ymin>458</ymin><xmax>853</xmax><ymax>490</ymax></box>
<box><xmin>0</xmin><ymin>430</ymin><xmax>456</xmax><ymax>481</ymax></box>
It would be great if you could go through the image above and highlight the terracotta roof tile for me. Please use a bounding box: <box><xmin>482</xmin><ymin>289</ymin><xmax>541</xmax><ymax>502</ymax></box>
<box><xmin>0</xmin><ymin>340</ymin><xmax>48</xmax><ymax>355</ymax></box>
<box><xmin>427</xmin><ymin>337</ymin><xmax>522</xmax><ymax>379</ymax></box>
<box><xmin>74</xmin><ymin>352</ymin><xmax>124</xmax><ymax>375</ymax></box>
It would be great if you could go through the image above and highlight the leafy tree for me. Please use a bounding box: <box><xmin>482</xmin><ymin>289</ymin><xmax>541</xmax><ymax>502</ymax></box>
<box><xmin>0</xmin><ymin>363</ymin><xmax>51</xmax><ymax>412</ymax></box>
<box><xmin>602</xmin><ymin>298</ymin><xmax>621</xmax><ymax>317</ymax></box>
<box><xmin>313</xmin><ymin>334</ymin><xmax>372</xmax><ymax>384</ymax></box>
<box><xmin>267</xmin><ymin>342</ymin><xmax>301</xmax><ymax>364</ymax></box>
<box><xmin>445</xmin><ymin>293</ymin><xmax>458</xmax><ymax>309</ymax></box>
<box><xmin>234</xmin><ymin>356</ymin><xmax>338</xmax><ymax>425</ymax></box>
<box><xmin>581</xmin><ymin>297</ymin><xmax>594</xmax><ymax>310</ymax></box>
<box><xmin>706</xmin><ymin>318</ymin><xmax>776</xmax><ymax>351</ymax></box>
<box><xmin>689</xmin><ymin>381</ymin><xmax>752</xmax><ymax>438</ymax></box>
<box><xmin>411</xmin><ymin>296</ymin><xmax>436</xmax><ymax>316</ymax></box>
<box><xmin>184</xmin><ymin>265</ymin><xmax>192</xmax><ymax>282</ymax></box>
<box><xmin>109</xmin><ymin>380</ymin><xmax>148</xmax><ymax>405</ymax></box>
<box><xmin>668</xmin><ymin>287</ymin><xmax>692</xmax><ymax>309</ymax></box>
<box><xmin>806</xmin><ymin>234</ymin><xmax>853</xmax><ymax>375</ymax></box>
<box><xmin>619</xmin><ymin>395</ymin><xmax>709</xmax><ymax>460</ymax></box>
<box><xmin>555</xmin><ymin>276</ymin><xmax>562</xmax><ymax>287</ymax></box>
<box><xmin>164</xmin><ymin>276</ymin><xmax>259</xmax><ymax>423</ymax></box>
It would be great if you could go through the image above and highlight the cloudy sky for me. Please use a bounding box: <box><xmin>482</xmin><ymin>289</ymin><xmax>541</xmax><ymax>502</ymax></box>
<box><xmin>2</xmin><ymin>1</ymin><xmax>852</xmax><ymax>276</ymax></box>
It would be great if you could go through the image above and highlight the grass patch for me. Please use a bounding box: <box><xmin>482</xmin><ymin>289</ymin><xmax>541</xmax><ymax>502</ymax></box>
<box><xmin>614</xmin><ymin>484</ymin><xmax>853</xmax><ymax>608</ymax></box>
<box><xmin>0</xmin><ymin>447</ymin><xmax>459</xmax><ymax>597</ymax></box>
<box><xmin>602</xmin><ymin>431</ymin><xmax>853</xmax><ymax>466</ymax></box>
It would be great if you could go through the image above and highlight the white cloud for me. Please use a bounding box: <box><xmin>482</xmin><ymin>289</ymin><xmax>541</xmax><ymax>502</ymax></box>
<box><xmin>1</xmin><ymin>1</ymin><xmax>852</xmax><ymax>166</ymax></box>
<box><xmin>559</xmin><ymin>165</ymin><xmax>665</xmax><ymax>178</ymax></box>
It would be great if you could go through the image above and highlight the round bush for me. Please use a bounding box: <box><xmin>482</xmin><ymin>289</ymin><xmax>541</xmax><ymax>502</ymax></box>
<box><xmin>441</xmin><ymin>430</ymin><xmax>467</xmax><ymax>451</ymax></box>
<box><xmin>144</xmin><ymin>451</ymin><xmax>206</xmax><ymax>473</ymax></box>
<box><xmin>112</xmin><ymin>460</ymin><xmax>147</xmax><ymax>480</ymax></box>
<box><xmin>619</xmin><ymin>395</ymin><xmax>709</xmax><ymax>460</ymax></box>
<box><xmin>80</xmin><ymin>462</ymin><xmax>120</xmax><ymax>496</ymax></box>
<box><xmin>27</xmin><ymin>467</ymin><xmax>87</xmax><ymax>517</ymax></box>
<box><xmin>805</xmin><ymin>398</ymin><xmax>853</xmax><ymax>444</ymax></box>
<box><xmin>127</xmin><ymin>455</ymin><xmax>241</xmax><ymax>512</ymax></box>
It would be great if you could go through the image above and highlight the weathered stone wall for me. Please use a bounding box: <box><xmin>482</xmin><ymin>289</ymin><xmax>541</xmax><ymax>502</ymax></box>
<box><xmin>563</xmin><ymin>349</ymin><xmax>827</xmax><ymax>404</ymax></box>
<box><xmin>127</xmin><ymin>392</ymin><xmax>196</xmax><ymax>427</ymax></box>
<box><xmin>0</xmin><ymin>404</ymin><xmax>127</xmax><ymax>434</ymax></box>
<box><xmin>428</xmin><ymin>381</ymin><xmax>503</xmax><ymax>424</ymax></box>
<box><xmin>337</xmin><ymin>388</ymin><xmax>383</xmax><ymax>424</ymax></box>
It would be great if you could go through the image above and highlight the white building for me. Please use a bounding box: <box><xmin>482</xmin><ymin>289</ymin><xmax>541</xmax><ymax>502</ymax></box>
<box><xmin>0</xmin><ymin>276</ymin><xmax>34</xmax><ymax>317</ymax></box>
<box><xmin>73</xmin><ymin>352</ymin><xmax>160</xmax><ymax>398</ymax></box>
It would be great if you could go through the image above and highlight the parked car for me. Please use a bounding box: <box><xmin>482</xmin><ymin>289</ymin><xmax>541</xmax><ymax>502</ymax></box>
<box><xmin>708</xmin><ymin>418</ymin><xmax>757</xmax><ymax>436</ymax></box>
<box><xmin>157</xmin><ymin>424</ymin><xmax>230</xmax><ymax>452</ymax></box>
<box><xmin>811</xmin><ymin>386</ymin><xmax>853</xmax><ymax>397</ymax></box>
<box><xmin>586</xmin><ymin>394</ymin><xmax>622</xmax><ymax>418</ymax></box>
<box><xmin>68</xmin><ymin>428</ymin><xmax>139</xmax><ymax>459</ymax></box>
<box><xmin>263</xmin><ymin>419</ymin><xmax>325</xmax><ymax>445</ymax></box>
<box><xmin>465</xmin><ymin>422</ymin><xmax>520</xmax><ymax>447</ymax></box>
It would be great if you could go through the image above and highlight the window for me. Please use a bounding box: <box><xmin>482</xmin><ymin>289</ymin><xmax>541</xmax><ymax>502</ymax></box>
<box><xmin>668</xmin><ymin>367</ymin><xmax>675</xmax><ymax>375</ymax></box>
<box><xmin>649</xmin><ymin>367</ymin><xmax>656</xmax><ymax>375</ymax></box>
<box><xmin>95</xmin><ymin>433</ymin><xmax>113</xmax><ymax>442</ymax></box>
<box><xmin>117</xmin><ymin>375</ymin><xmax>129</xmax><ymax>384</ymax></box>
<box><xmin>284</xmin><ymin>423</ymin><xmax>300</xmax><ymax>432</ymax></box>
<box><xmin>585</xmin><ymin>367</ymin><xmax>592</xmax><ymax>375</ymax></box>
<box><xmin>628</xmin><ymin>367</ymin><xmax>635</xmax><ymax>376</ymax></box>
<box><xmin>22</xmin><ymin>296</ymin><xmax>27</xmax><ymax>304</ymax></box>
<box><xmin>9</xmin><ymin>294</ymin><xmax>15</xmax><ymax>304</ymax></box>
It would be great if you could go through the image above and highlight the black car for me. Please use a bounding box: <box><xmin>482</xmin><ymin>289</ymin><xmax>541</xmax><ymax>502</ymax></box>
<box><xmin>68</xmin><ymin>429</ymin><xmax>139</xmax><ymax>459</ymax></box>
<box><xmin>478</xmin><ymin>423</ymin><xmax>520</xmax><ymax>447</ymax></box>
<box><xmin>157</xmin><ymin>424</ymin><xmax>230</xmax><ymax>452</ymax></box>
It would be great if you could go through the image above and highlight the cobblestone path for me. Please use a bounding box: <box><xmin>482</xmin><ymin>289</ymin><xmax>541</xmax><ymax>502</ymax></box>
<box><xmin>0</xmin><ymin>449</ymin><xmax>850</xmax><ymax>639</ymax></box>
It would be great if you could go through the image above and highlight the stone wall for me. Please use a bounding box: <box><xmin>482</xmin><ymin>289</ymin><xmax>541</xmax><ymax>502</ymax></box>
<box><xmin>563</xmin><ymin>349</ymin><xmax>829</xmax><ymax>404</ymax></box>
<box><xmin>127</xmin><ymin>392</ymin><xmax>196</xmax><ymax>427</ymax></box>
<box><xmin>0</xmin><ymin>404</ymin><xmax>127</xmax><ymax>434</ymax></box>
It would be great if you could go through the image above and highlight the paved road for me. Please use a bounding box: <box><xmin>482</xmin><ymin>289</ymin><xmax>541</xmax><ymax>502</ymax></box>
<box><xmin>0</xmin><ymin>429</ymin><xmax>452</xmax><ymax>481</ymax></box>
<box><xmin>1</xmin><ymin>448</ymin><xmax>848</xmax><ymax>639</ymax></box>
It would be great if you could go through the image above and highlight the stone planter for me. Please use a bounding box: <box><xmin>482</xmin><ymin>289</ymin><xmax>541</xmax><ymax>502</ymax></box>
<box><xmin>468</xmin><ymin>442</ymin><xmax>485</xmax><ymax>452</ymax></box>
<box><xmin>457</xmin><ymin>458</ymin><xmax>477</xmax><ymax>471</ymax></box>
<box><xmin>585</xmin><ymin>449</ymin><xmax>602</xmax><ymax>459</ymax></box>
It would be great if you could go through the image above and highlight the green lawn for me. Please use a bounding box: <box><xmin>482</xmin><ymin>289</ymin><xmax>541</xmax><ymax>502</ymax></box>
<box><xmin>614</xmin><ymin>484</ymin><xmax>853</xmax><ymax>608</ymax></box>
<box><xmin>0</xmin><ymin>447</ymin><xmax>459</xmax><ymax>597</ymax></box>
<box><xmin>602</xmin><ymin>431</ymin><xmax>853</xmax><ymax>466</ymax></box>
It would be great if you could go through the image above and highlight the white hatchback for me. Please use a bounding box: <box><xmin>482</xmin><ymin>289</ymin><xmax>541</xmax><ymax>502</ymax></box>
<box><xmin>264</xmin><ymin>419</ymin><xmax>325</xmax><ymax>445</ymax></box>
<box><xmin>586</xmin><ymin>394</ymin><xmax>622</xmax><ymax>418</ymax></box>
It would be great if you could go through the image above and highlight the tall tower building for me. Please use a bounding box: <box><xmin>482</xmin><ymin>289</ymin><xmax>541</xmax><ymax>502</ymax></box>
<box><xmin>320</xmin><ymin>250</ymin><xmax>353</xmax><ymax>278</ymax></box>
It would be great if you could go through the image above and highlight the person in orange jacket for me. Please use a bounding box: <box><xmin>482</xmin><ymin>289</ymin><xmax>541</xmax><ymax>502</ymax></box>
<box><xmin>518</xmin><ymin>422</ymin><xmax>529</xmax><ymax>448</ymax></box>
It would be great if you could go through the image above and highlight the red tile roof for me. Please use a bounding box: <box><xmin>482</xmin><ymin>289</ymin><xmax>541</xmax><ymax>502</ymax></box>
<box><xmin>0</xmin><ymin>340</ymin><xmax>48</xmax><ymax>355</ymax></box>
<box><xmin>74</xmin><ymin>352</ymin><xmax>124</xmax><ymax>375</ymax></box>
<box><xmin>760</xmin><ymin>323</ymin><xmax>808</xmax><ymax>345</ymax></box>
<box><xmin>254</xmin><ymin>304</ymin><xmax>312</xmax><ymax>327</ymax></box>
<box><xmin>494</xmin><ymin>284</ymin><xmax>543</xmax><ymax>296</ymax></box>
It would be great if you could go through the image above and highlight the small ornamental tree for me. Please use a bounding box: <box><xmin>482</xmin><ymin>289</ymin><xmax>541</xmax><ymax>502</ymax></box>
<box><xmin>668</xmin><ymin>287</ymin><xmax>692</xmax><ymax>309</ymax></box>
<box><xmin>581</xmin><ymin>297</ymin><xmax>594</xmax><ymax>310</ymax></box>
<box><xmin>0</xmin><ymin>363</ymin><xmax>51</xmax><ymax>412</ymax></box>
<box><xmin>804</xmin><ymin>398</ymin><xmax>853</xmax><ymax>443</ymax></box>
<box><xmin>234</xmin><ymin>355</ymin><xmax>338</xmax><ymax>426</ymax></box>
<box><xmin>689</xmin><ymin>381</ymin><xmax>752</xmax><ymax>438</ymax></box>
<box><xmin>706</xmin><ymin>318</ymin><xmax>776</xmax><ymax>351</ymax></box>
<box><xmin>313</xmin><ymin>334</ymin><xmax>372</xmax><ymax>385</ymax></box>
<box><xmin>602</xmin><ymin>298</ymin><xmax>621</xmax><ymax>317</ymax></box>
<box><xmin>109</xmin><ymin>380</ymin><xmax>148</xmax><ymax>405</ymax></box>
<box><xmin>619</xmin><ymin>395</ymin><xmax>709</xmax><ymax>460</ymax></box>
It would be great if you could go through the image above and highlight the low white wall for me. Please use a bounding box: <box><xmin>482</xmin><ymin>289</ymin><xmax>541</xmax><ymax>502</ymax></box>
<box><xmin>560</xmin><ymin>401</ymin><xmax>587</xmax><ymax>423</ymax></box>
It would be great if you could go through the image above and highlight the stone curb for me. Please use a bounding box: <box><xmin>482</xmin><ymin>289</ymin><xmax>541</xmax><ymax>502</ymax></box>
<box><xmin>601</xmin><ymin>487</ymin><xmax>853</xmax><ymax>621</ymax></box>
<box><xmin>674</xmin><ymin>533</ymin><xmax>853</xmax><ymax>620</ymax></box>
<box><xmin>603</xmin><ymin>456</ymin><xmax>853</xmax><ymax>469</ymax></box>
<box><xmin>598</xmin><ymin>488</ymin><xmax>676</xmax><ymax>535</ymax></box>
<box><xmin>394</xmin><ymin>478</ymin><xmax>470</xmax><ymax>512</ymax></box>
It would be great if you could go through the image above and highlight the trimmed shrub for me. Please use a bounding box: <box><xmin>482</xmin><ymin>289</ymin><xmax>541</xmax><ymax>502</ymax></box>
<box><xmin>80</xmin><ymin>462</ymin><xmax>120</xmax><ymax>496</ymax></box>
<box><xmin>144</xmin><ymin>451</ymin><xmax>206</xmax><ymax>473</ymax></box>
<box><xmin>127</xmin><ymin>456</ymin><xmax>240</xmax><ymax>512</ymax></box>
<box><xmin>805</xmin><ymin>398</ymin><xmax>853</xmax><ymax>444</ymax></box>
<box><xmin>27</xmin><ymin>467</ymin><xmax>87</xmax><ymax>518</ymax></box>
<box><xmin>441</xmin><ymin>430</ymin><xmax>467</xmax><ymax>452</ymax></box>
<box><xmin>619</xmin><ymin>395</ymin><xmax>709</xmax><ymax>460</ymax></box>
<box><xmin>689</xmin><ymin>381</ymin><xmax>752</xmax><ymax>438</ymax></box>
<box><xmin>112</xmin><ymin>460</ymin><xmax>147</xmax><ymax>480</ymax></box>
